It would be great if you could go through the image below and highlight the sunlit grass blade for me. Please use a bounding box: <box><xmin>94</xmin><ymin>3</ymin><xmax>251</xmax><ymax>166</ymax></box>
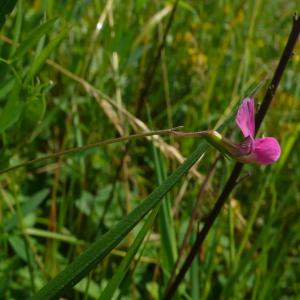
<box><xmin>132</xmin><ymin>5</ymin><xmax>172</xmax><ymax>48</ymax></box>
<box><xmin>148</xmin><ymin>107</ymin><xmax>178</xmax><ymax>283</ymax></box>
<box><xmin>32</xmin><ymin>142</ymin><xmax>207</xmax><ymax>300</ymax></box>
<box><xmin>10</xmin><ymin>0</ymin><xmax>23</xmax><ymax>57</ymax></box>
<box><xmin>153</xmin><ymin>141</ymin><xmax>177</xmax><ymax>278</ymax></box>
<box><xmin>12</xmin><ymin>18</ymin><xmax>57</xmax><ymax>61</ymax></box>
<box><xmin>23</xmin><ymin>25</ymin><xmax>70</xmax><ymax>85</ymax></box>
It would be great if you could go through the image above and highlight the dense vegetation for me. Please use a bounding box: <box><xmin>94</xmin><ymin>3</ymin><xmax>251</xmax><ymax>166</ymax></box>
<box><xmin>0</xmin><ymin>1</ymin><xmax>299</xmax><ymax>299</ymax></box>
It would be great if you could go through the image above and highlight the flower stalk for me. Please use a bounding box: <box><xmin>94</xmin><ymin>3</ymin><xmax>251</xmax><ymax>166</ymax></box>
<box><xmin>0</xmin><ymin>126</ymin><xmax>183</xmax><ymax>175</ymax></box>
<box><xmin>171</xmin><ymin>97</ymin><xmax>282</xmax><ymax>167</ymax></box>
<box><xmin>164</xmin><ymin>13</ymin><xmax>300</xmax><ymax>299</ymax></box>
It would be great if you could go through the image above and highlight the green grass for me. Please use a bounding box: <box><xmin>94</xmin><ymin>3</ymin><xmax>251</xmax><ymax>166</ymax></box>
<box><xmin>0</xmin><ymin>1</ymin><xmax>299</xmax><ymax>299</ymax></box>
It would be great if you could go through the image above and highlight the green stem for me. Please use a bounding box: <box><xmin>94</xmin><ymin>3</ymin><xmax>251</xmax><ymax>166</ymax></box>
<box><xmin>163</xmin><ymin>14</ymin><xmax>300</xmax><ymax>299</ymax></box>
<box><xmin>0</xmin><ymin>127</ymin><xmax>182</xmax><ymax>175</ymax></box>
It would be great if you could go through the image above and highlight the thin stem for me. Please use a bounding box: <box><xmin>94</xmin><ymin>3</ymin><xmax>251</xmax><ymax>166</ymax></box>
<box><xmin>255</xmin><ymin>14</ymin><xmax>300</xmax><ymax>132</ymax></box>
<box><xmin>136</xmin><ymin>0</ymin><xmax>179</xmax><ymax>116</ymax></box>
<box><xmin>0</xmin><ymin>127</ymin><xmax>182</xmax><ymax>175</ymax></box>
<box><xmin>166</xmin><ymin>157</ymin><xmax>218</xmax><ymax>290</ymax></box>
<box><xmin>170</xmin><ymin>130</ymin><xmax>207</xmax><ymax>137</ymax></box>
<box><xmin>163</xmin><ymin>163</ymin><xmax>243</xmax><ymax>299</ymax></box>
<box><xmin>163</xmin><ymin>14</ymin><xmax>300</xmax><ymax>299</ymax></box>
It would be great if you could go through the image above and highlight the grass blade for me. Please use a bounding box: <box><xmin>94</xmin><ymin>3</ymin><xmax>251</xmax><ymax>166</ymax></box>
<box><xmin>32</xmin><ymin>142</ymin><xmax>207</xmax><ymax>300</ymax></box>
<box><xmin>12</xmin><ymin>18</ymin><xmax>57</xmax><ymax>61</ymax></box>
<box><xmin>153</xmin><ymin>144</ymin><xmax>177</xmax><ymax>278</ymax></box>
<box><xmin>24</xmin><ymin>25</ymin><xmax>70</xmax><ymax>85</ymax></box>
<box><xmin>98</xmin><ymin>203</ymin><xmax>161</xmax><ymax>300</ymax></box>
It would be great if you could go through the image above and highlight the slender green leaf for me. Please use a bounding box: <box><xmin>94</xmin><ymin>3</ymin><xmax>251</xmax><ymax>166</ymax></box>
<box><xmin>99</xmin><ymin>203</ymin><xmax>161</xmax><ymax>300</ymax></box>
<box><xmin>32</xmin><ymin>142</ymin><xmax>207</xmax><ymax>300</ymax></box>
<box><xmin>9</xmin><ymin>0</ymin><xmax>22</xmax><ymax>57</ymax></box>
<box><xmin>24</xmin><ymin>25</ymin><xmax>70</xmax><ymax>85</ymax></box>
<box><xmin>148</xmin><ymin>107</ymin><xmax>177</xmax><ymax>279</ymax></box>
<box><xmin>25</xmin><ymin>228</ymin><xmax>85</xmax><ymax>245</ymax></box>
<box><xmin>132</xmin><ymin>5</ymin><xmax>172</xmax><ymax>48</ymax></box>
<box><xmin>12</xmin><ymin>18</ymin><xmax>57</xmax><ymax>61</ymax></box>
<box><xmin>153</xmin><ymin>142</ymin><xmax>177</xmax><ymax>277</ymax></box>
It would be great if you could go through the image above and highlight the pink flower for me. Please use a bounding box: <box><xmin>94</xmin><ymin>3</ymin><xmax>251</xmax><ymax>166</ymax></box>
<box><xmin>234</xmin><ymin>98</ymin><xmax>281</xmax><ymax>165</ymax></box>
<box><xmin>171</xmin><ymin>98</ymin><xmax>281</xmax><ymax>165</ymax></box>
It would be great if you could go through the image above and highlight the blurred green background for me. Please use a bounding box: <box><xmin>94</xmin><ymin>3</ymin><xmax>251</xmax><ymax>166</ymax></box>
<box><xmin>0</xmin><ymin>0</ymin><xmax>299</xmax><ymax>299</ymax></box>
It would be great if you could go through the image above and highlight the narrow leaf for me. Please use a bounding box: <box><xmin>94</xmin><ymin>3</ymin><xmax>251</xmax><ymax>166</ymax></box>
<box><xmin>24</xmin><ymin>25</ymin><xmax>70</xmax><ymax>85</ymax></box>
<box><xmin>99</xmin><ymin>203</ymin><xmax>161</xmax><ymax>300</ymax></box>
<box><xmin>32</xmin><ymin>142</ymin><xmax>207</xmax><ymax>300</ymax></box>
<box><xmin>133</xmin><ymin>5</ymin><xmax>172</xmax><ymax>48</ymax></box>
<box><xmin>153</xmin><ymin>139</ymin><xmax>177</xmax><ymax>276</ymax></box>
<box><xmin>13</xmin><ymin>18</ymin><xmax>57</xmax><ymax>61</ymax></box>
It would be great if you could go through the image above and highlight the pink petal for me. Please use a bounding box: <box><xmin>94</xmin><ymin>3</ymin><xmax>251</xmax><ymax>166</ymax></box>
<box><xmin>236</xmin><ymin>98</ymin><xmax>255</xmax><ymax>138</ymax></box>
<box><xmin>253</xmin><ymin>137</ymin><xmax>281</xmax><ymax>165</ymax></box>
<box><xmin>237</xmin><ymin>135</ymin><xmax>254</xmax><ymax>155</ymax></box>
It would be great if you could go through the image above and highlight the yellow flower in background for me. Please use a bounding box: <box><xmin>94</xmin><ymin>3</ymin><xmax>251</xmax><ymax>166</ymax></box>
<box><xmin>183</xmin><ymin>31</ymin><xmax>194</xmax><ymax>43</ymax></box>
<box><xmin>187</xmin><ymin>47</ymin><xmax>196</xmax><ymax>55</ymax></box>
<box><xmin>191</xmin><ymin>52</ymin><xmax>207</xmax><ymax>67</ymax></box>
<box><xmin>34</xmin><ymin>0</ymin><xmax>41</xmax><ymax>9</ymax></box>
<box><xmin>187</xmin><ymin>47</ymin><xmax>207</xmax><ymax>67</ymax></box>
<box><xmin>224</xmin><ymin>4</ymin><xmax>231</xmax><ymax>15</ymax></box>
<box><xmin>175</xmin><ymin>30</ymin><xmax>208</xmax><ymax>68</ymax></box>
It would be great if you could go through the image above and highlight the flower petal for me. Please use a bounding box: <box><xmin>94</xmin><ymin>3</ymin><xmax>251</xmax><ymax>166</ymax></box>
<box><xmin>237</xmin><ymin>135</ymin><xmax>254</xmax><ymax>156</ymax></box>
<box><xmin>236</xmin><ymin>98</ymin><xmax>255</xmax><ymax>137</ymax></box>
<box><xmin>253</xmin><ymin>137</ymin><xmax>281</xmax><ymax>165</ymax></box>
